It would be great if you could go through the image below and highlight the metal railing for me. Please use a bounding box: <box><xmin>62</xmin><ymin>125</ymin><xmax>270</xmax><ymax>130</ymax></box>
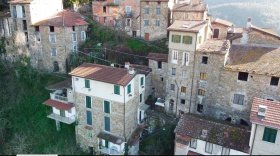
<box><xmin>47</xmin><ymin>113</ymin><xmax>75</xmax><ymax>124</ymax></box>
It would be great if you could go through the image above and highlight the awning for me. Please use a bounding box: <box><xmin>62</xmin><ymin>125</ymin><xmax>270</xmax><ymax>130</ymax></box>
<box><xmin>43</xmin><ymin>99</ymin><xmax>73</xmax><ymax>110</ymax></box>
<box><xmin>97</xmin><ymin>131</ymin><xmax>125</xmax><ymax>145</ymax></box>
<box><xmin>155</xmin><ymin>98</ymin><xmax>165</xmax><ymax>107</ymax></box>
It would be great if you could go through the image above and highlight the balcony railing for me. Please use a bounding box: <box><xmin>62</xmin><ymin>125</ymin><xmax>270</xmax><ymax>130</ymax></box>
<box><xmin>50</xmin><ymin>93</ymin><xmax>68</xmax><ymax>102</ymax></box>
<box><xmin>47</xmin><ymin>113</ymin><xmax>75</xmax><ymax>124</ymax></box>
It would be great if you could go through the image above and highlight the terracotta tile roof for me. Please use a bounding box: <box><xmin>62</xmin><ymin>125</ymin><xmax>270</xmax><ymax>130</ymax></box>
<box><xmin>33</xmin><ymin>10</ymin><xmax>88</xmax><ymax>27</ymax></box>
<box><xmin>225</xmin><ymin>44</ymin><xmax>280</xmax><ymax>77</ymax></box>
<box><xmin>147</xmin><ymin>53</ymin><xmax>168</xmax><ymax>62</ymax></box>
<box><xmin>46</xmin><ymin>79</ymin><xmax>72</xmax><ymax>90</ymax></box>
<box><xmin>250</xmin><ymin>97</ymin><xmax>280</xmax><ymax>129</ymax></box>
<box><xmin>174</xmin><ymin>114</ymin><xmax>250</xmax><ymax>153</ymax></box>
<box><xmin>173</xmin><ymin>3</ymin><xmax>207</xmax><ymax>12</ymax></box>
<box><xmin>9</xmin><ymin>0</ymin><xmax>32</xmax><ymax>4</ymax></box>
<box><xmin>43</xmin><ymin>99</ymin><xmax>73</xmax><ymax>110</ymax></box>
<box><xmin>69</xmin><ymin>63</ymin><xmax>135</xmax><ymax>86</ymax></box>
<box><xmin>212</xmin><ymin>18</ymin><xmax>233</xmax><ymax>27</ymax></box>
<box><xmin>197</xmin><ymin>39</ymin><xmax>230</xmax><ymax>55</ymax></box>
<box><xmin>97</xmin><ymin>131</ymin><xmax>125</xmax><ymax>145</ymax></box>
<box><xmin>141</xmin><ymin>0</ymin><xmax>168</xmax><ymax>2</ymax></box>
<box><xmin>251</xmin><ymin>25</ymin><xmax>280</xmax><ymax>39</ymax></box>
<box><xmin>167</xmin><ymin>20</ymin><xmax>207</xmax><ymax>33</ymax></box>
<box><xmin>187</xmin><ymin>150</ymin><xmax>202</xmax><ymax>155</ymax></box>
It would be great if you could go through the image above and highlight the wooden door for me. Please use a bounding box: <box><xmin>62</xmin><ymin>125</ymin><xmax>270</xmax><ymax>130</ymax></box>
<box><xmin>144</xmin><ymin>33</ymin><xmax>149</xmax><ymax>41</ymax></box>
<box><xmin>213</xmin><ymin>29</ymin><xmax>219</xmax><ymax>38</ymax></box>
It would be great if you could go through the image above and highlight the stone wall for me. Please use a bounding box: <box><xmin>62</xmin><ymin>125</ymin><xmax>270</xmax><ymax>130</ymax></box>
<box><xmin>172</xmin><ymin>11</ymin><xmax>206</xmax><ymax>23</ymax></box>
<box><xmin>140</xmin><ymin>1</ymin><xmax>169</xmax><ymax>41</ymax></box>
<box><xmin>211</xmin><ymin>23</ymin><xmax>229</xmax><ymax>39</ymax></box>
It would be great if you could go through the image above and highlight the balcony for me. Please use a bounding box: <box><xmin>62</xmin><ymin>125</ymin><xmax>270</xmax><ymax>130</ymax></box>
<box><xmin>47</xmin><ymin>113</ymin><xmax>75</xmax><ymax>124</ymax></box>
<box><xmin>50</xmin><ymin>90</ymin><xmax>68</xmax><ymax>103</ymax></box>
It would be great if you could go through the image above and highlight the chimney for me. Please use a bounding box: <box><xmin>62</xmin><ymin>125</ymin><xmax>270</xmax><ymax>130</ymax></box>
<box><xmin>128</xmin><ymin>68</ymin><xmax>135</xmax><ymax>75</ymax></box>
<box><xmin>229</xmin><ymin>24</ymin><xmax>235</xmax><ymax>33</ymax></box>
<box><xmin>125</xmin><ymin>62</ymin><xmax>130</xmax><ymax>69</ymax></box>
<box><xmin>247</xmin><ymin>17</ymin><xmax>252</xmax><ymax>29</ymax></box>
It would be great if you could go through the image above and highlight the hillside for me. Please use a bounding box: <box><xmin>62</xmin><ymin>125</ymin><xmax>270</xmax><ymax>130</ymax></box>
<box><xmin>204</xmin><ymin>0</ymin><xmax>280</xmax><ymax>34</ymax></box>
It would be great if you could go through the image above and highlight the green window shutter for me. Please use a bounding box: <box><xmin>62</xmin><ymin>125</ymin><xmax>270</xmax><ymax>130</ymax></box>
<box><xmin>114</xmin><ymin>85</ymin><xmax>120</xmax><ymax>95</ymax></box>
<box><xmin>85</xmin><ymin>79</ymin><xmax>90</xmax><ymax>88</ymax></box>
<box><xmin>141</xmin><ymin>77</ymin><xmax>144</xmax><ymax>86</ymax></box>
<box><xmin>183</xmin><ymin>36</ymin><xmax>193</xmax><ymax>44</ymax></box>
<box><xmin>263</xmin><ymin>127</ymin><xmax>277</xmax><ymax>143</ymax></box>
<box><xmin>104</xmin><ymin>101</ymin><xmax>110</xmax><ymax>114</ymax></box>
<box><xmin>127</xmin><ymin>84</ymin><xmax>131</xmax><ymax>94</ymax></box>
<box><xmin>86</xmin><ymin>111</ymin><xmax>92</xmax><ymax>125</ymax></box>
<box><xmin>104</xmin><ymin>116</ymin><xmax>110</xmax><ymax>132</ymax></box>
<box><xmin>172</xmin><ymin>35</ymin><xmax>181</xmax><ymax>43</ymax></box>
<box><xmin>86</xmin><ymin>96</ymin><xmax>91</xmax><ymax>108</ymax></box>
<box><xmin>105</xmin><ymin>140</ymin><xmax>109</xmax><ymax>148</ymax></box>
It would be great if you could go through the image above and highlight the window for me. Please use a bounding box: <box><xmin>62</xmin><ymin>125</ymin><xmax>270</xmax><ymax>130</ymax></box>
<box><xmin>114</xmin><ymin>0</ymin><xmax>119</xmax><ymax>5</ymax></box>
<box><xmin>49</xmin><ymin>34</ymin><xmax>56</xmax><ymax>43</ymax></box>
<box><xmin>171</xmin><ymin>35</ymin><xmax>181</xmax><ymax>43</ymax></box>
<box><xmin>127</xmin><ymin>84</ymin><xmax>131</xmax><ymax>94</ymax></box>
<box><xmin>22</xmin><ymin>6</ymin><xmax>26</xmax><ymax>17</ymax></box>
<box><xmin>198</xmin><ymin>36</ymin><xmax>202</xmax><ymax>44</ymax></box>
<box><xmin>141</xmin><ymin>77</ymin><xmax>144</xmax><ymax>86</ymax></box>
<box><xmin>202</xmin><ymin>56</ymin><xmax>208</xmax><ymax>64</ymax></box>
<box><xmin>140</xmin><ymin>93</ymin><xmax>142</xmax><ymax>103</ymax></box>
<box><xmin>81</xmin><ymin>31</ymin><xmax>86</xmax><ymax>41</ymax></box>
<box><xmin>161</xmin><ymin>77</ymin><xmax>164</xmax><ymax>81</ymax></box>
<box><xmin>86</xmin><ymin>111</ymin><xmax>92</xmax><ymax>125</ymax></box>
<box><xmin>144</xmin><ymin>8</ymin><xmax>149</xmax><ymax>14</ymax></box>
<box><xmin>200</xmin><ymin>73</ymin><xmax>207</xmax><ymax>80</ymax></box>
<box><xmin>22</xmin><ymin>20</ymin><xmax>27</xmax><ymax>30</ymax></box>
<box><xmin>114</xmin><ymin>85</ymin><xmax>120</xmax><ymax>95</ymax></box>
<box><xmin>190</xmin><ymin>138</ymin><xmax>197</xmax><ymax>149</ymax></box>
<box><xmin>197</xmin><ymin>104</ymin><xmax>203</xmax><ymax>113</ymax></box>
<box><xmin>72</xmin><ymin>26</ymin><xmax>75</xmax><ymax>31</ymax></box>
<box><xmin>24</xmin><ymin>32</ymin><xmax>28</xmax><ymax>42</ymax></box>
<box><xmin>156</xmin><ymin>8</ymin><xmax>161</xmax><ymax>15</ymax></box>
<box><xmin>233</xmin><ymin>94</ymin><xmax>245</xmax><ymax>105</ymax></box>
<box><xmin>205</xmin><ymin>142</ymin><xmax>213</xmax><ymax>154</ymax></box>
<box><xmin>104</xmin><ymin>101</ymin><xmax>110</xmax><ymax>114</ymax></box>
<box><xmin>156</xmin><ymin>20</ymin><xmax>160</xmax><ymax>27</ymax></box>
<box><xmin>183</xmin><ymin>36</ymin><xmax>192</xmax><ymax>44</ymax></box>
<box><xmin>13</xmin><ymin>6</ymin><xmax>17</xmax><ymax>18</ymax></box>
<box><xmin>51</xmin><ymin>48</ymin><xmax>57</xmax><ymax>56</ymax></box>
<box><xmin>181</xmin><ymin>86</ymin><xmax>186</xmax><ymax>93</ymax></box>
<box><xmin>213</xmin><ymin>29</ymin><xmax>219</xmax><ymax>38</ymax></box>
<box><xmin>104</xmin><ymin>116</ymin><xmax>110</xmax><ymax>132</ymax></box>
<box><xmin>172</xmin><ymin>68</ymin><xmax>176</xmax><ymax>76</ymax></box>
<box><xmin>270</xmin><ymin>77</ymin><xmax>279</xmax><ymax>86</ymax></box>
<box><xmin>73</xmin><ymin>44</ymin><xmax>77</xmax><ymax>52</ymax></box>
<box><xmin>158</xmin><ymin>61</ymin><xmax>162</xmax><ymax>69</ymax></box>
<box><xmin>86</xmin><ymin>96</ymin><xmax>91</xmax><ymax>108</ymax></box>
<box><xmin>182</xmin><ymin>71</ymin><xmax>187</xmax><ymax>78</ymax></box>
<box><xmin>125</xmin><ymin>6</ymin><xmax>131</xmax><ymax>14</ymax></box>
<box><xmin>104</xmin><ymin>140</ymin><xmax>109</xmax><ymax>148</ymax></box>
<box><xmin>53</xmin><ymin>61</ymin><xmax>59</xmax><ymax>72</ymax></box>
<box><xmin>238</xmin><ymin>72</ymin><xmax>249</xmax><ymax>81</ymax></box>
<box><xmin>50</xmin><ymin>26</ymin><xmax>54</xmax><ymax>32</ymax></box>
<box><xmin>144</xmin><ymin>20</ymin><xmax>149</xmax><ymax>26</ymax></box>
<box><xmin>221</xmin><ymin>147</ymin><xmax>230</xmax><ymax>155</ymax></box>
<box><xmin>182</xmin><ymin>52</ymin><xmax>189</xmax><ymax>65</ymax></box>
<box><xmin>72</xmin><ymin>33</ymin><xmax>77</xmax><ymax>42</ymax></box>
<box><xmin>181</xmin><ymin>99</ymin><xmax>185</xmax><ymax>104</ymax></box>
<box><xmin>170</xmin><ymin>84</ymin><xmax>175</xmax><ymax>91</ymax></box>
<box><xmin>103</xmin><ymin>6</ymin><xmax>106</xmax><ymax>13</ymax></box>
<box><xmin>126</xmin><ymin>18</ymin><xmax>131</xmax><ymax>26</ymax></box>
<box><xmin>198</xmin><ymin>89</ymin><xmax>205</xmax><ymax>96</ymax></box>
<box><xmin>263</xmin><ymin>127</ymin><xmax>277</xmax><ymax>143</ymax></box>
<box><xmin>172</xmin><ymin>50</ymin><xmax>178</xmax><ymax>63</ymax></box>
<box><xmin>85</xmin><ymin>79</ymin><xmax>90</xmax><ymax>88</ymax></box>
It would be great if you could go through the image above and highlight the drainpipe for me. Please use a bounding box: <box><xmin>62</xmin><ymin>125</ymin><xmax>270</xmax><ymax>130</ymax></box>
<box><xmin>250</xmin><ymin>124</ymin><xmax>257</xmax><ymax>154</ymax></box>
<box><xmin>175</xmin><ymin>80</ymin><xmax>179</xmax><ymax>116</ymax></box>
<box><xmin>189</xmin><ymin>33</ymin><xmax>198</xmax><ymax>113</ymax></box>
<box><xmin>123</xmin><ymin>86</ymin><xmax>126</xmax><ymax>141</ymax></box>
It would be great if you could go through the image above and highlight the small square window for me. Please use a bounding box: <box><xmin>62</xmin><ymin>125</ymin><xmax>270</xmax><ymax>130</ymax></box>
<box><xmin>172</xmin><ymin>68</ymin><xmax>176</xmax><ymax>76</ymax></box>
<box><xmin>198</xmin><ymin>89</ymin><xmax>205</xmax><ymax>96</ymax></box>
<box><xmin>35</xmin><ymin>26</ymin><xmax>40</xmax><ymax>32</ymax></box>
<box><xmin>181</xmin><ymin>99</ymin><xmax>185</xmax><ymax>104</ymax></box>
<box><xmin>238</xmin><ymin>72</ymin><xmax>249</xmax><ymax>81</ymax></box>
<box><xmin>263</xmin><ymin>127</ymin><xmax>277</xmax><ymax>143</ymax></box>
<box><xmin>197</xmin><ymin>104</ymin><xmax>203</xmax><ymax>113</ymax></box>
<box><xmin>158</xmin><ymin>61</ymin><xmax>162</xmax><ymax>69</ymax></box>
<box><xmin>202</xmin><ymin>56</ymin><xmax>208</xmax><ymax>64</ymax></box>
<box><xmin>200</xmin><ymin>73</ymin><xmax>207</xmax><ymax>80</ymax></box>
<box><xmin>233</xmin><ymin>94</ymin><xmax>245</xmax><ymax>105</ymax></box>
<box><xmin>170</xmin><ymin>84</ymin><xmax>175</xmax><ymax>91</ymax></box>
<box><xmin>270</xmin><ymin>77</ymin><xmax>279</xmax><ymax>86</ymax></box>
<box><xmin>50</xmin><ymin>26</ymin><xmax>54</xmax><ymax>32</ymax></box>
<box><xmin>161</xmin><ymin>77</ymin><xmax>164</xmax><ymax>81</ymax></box>
<box><xmin>72</xmin><ymin>26</ymin><xmax>75</xmax><ymax>31</ymax></box>
<box><xmin>181</xmin><ymin>86</ymin><xmax>186</xmax><ymax>93</ymax></box>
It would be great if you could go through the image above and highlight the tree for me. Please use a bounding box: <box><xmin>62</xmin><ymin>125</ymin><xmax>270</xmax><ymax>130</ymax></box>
<box><xmin>63</xmin><ymin>0</ymin><xmax>92</xmax><ymax>9</ymax></box>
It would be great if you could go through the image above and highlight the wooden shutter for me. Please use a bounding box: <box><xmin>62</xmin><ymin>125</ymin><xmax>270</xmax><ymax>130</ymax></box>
<box><xmin>85</xmin><ymin>79</ymin><xmax>90</xmax><ymax>88</ymax></box>
<box><xmin>104</xmin><ymin>116</ymin><xmax>110</xmax><ymax>131</ymax></box>
<box><xmin>141</xmin><ymin>77</ymin><xmax>144</xmax><ymax>86</ymax></box>
<box><xmin>86</xmin><ymin>111</ymin><xmax>92</xmax><ymax>125</ymax></box>
<box><xmin>105</xmin><ymin>140</ymin><xmax>109</xmax><ymax>148</ymax></box>
<box><xmin>127</xmin><ymin>84</ymin><xmax>131</xmax><ymax>94</ymax></box>
<box><xmin>104</xmin><ymin>101</ymin><xmax>110</xmax><ymax>114</ymax></box>
<box><xmin>86</xmin><ymin>96</ymin><xmax>91</xmax><ymax>108</ymax></box>
<box><xmin>114</xmin><ymin>85</ymin><xmax>120</xmax><ymax>95</ymax></box>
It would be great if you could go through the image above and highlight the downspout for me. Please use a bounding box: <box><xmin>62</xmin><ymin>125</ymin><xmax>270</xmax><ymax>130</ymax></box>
<box><xmin>175</xmin><ymin>80</ymin><xmax>179</xmax><ymax>116</ymax></box>
<box><xmin>189</xmin><ymin>33</ymin><xmax>198</xmax><ymax>113</ymax></box>
<box><xmin>250</xmin><ymin>124</ymin><xmax>257</xmax><ymax>154</ymax></box>
<box><xmin>123</xmin><ymin>86</ymin><xmax>126</xmax><ymax>142</ymax></box>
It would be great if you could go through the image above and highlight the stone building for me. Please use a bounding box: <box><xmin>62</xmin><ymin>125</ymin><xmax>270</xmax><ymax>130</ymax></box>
<box><xmin>174</xmin><ymin>114</ymin><xmax>250</xmax><ymax>155</ymax></box>
<box><xmin>140</xmin><ymin>0</ymin><xmax>169</xmax><ymax>41</ymax></box>
<box><xmin>0</xmin><ymin>10</ymin><xmax>12</xmax><ymax>38</ymax></box>
<box><xmin>69</xmin><ymin>63</ymin><xmax>147</xmax><ymax>155</ymax></box>
<box><xmin>32</xmin><ymin>10</ymin><xmax>88</xmax><ymax>73</ymax></box>
<box><xmin>92</xmin><ymin>0</ymin><xmax>141</xmax><ymax>37</ymax></box>
<box><xmin>249</xmin><ymin>97</ymin><xmax>280</xmax><ymax>155</ymax></box>
<box><xmin>211</xmin><ymin>18</ymin><xmax>233</xmax><ymax>39</ymax></box>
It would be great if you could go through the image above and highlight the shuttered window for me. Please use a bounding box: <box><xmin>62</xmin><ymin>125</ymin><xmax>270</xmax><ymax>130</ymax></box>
<box><xmin>114</xmin><ymin>85</ymin><xmax>120</xmax><ymax>95</ymax></box>
<box><xmin>86</xmin><ymin>96</ymin><xmax>91</xmax><ymax>108</ymax></box>
<box><xmin>171</xmin><ymin>35</ymin><xmax>181</xmax><ymax>43</ymax></box>
<box><xmin>198</xmin><ymin>89</ymin><xmax>206</xmax><ymax>96</ymax></box>
<box><xmin>86</xmin><ymin>111</ymin><xmax>92</xmax><ymax>125</ymax></box>
<box><xmin>141</xmin><ymin>77</ymin><xmax>144</xmax><ymax>86</ymax></box>
<box><xmin>263</xmin><ymin>127</ymin><xmax>277</xmax><ymax>143</ymax></box>
<box><xmin>127</xmin><ymin>84</ymin><xmax>131</xmax><ymax>94</ymax></box>
<box><xmin>85</xmin><ymin>79</ymin><xmax>90</xmax><ymax>88</ymax></box>
<box><xmin>105</xmin><ymin>140</ymin><xmax>109</xmax><ymax>148</ymax></box>
<box><xmin>104</xmin><ymin>101</ymin><xmax>110</xmax><ymax>114</ymax></box>
<box><xmin>200</xmin><ymin>73</ymin><xmax>207</xmax><ymax>80</ymax></box>
<box><xmin>104</xmin><ymin>116</ymin><xmax>110</xmax><ymax>132</ymax></box>
<box><xmin>183</xmin><ymin>36</ymin><xmax>192</xmax><ymax>44</ymax></box>
<box><xmin>233</xmin><ymin>94</ymin><xmax>244</xmax><ymax>105</ymax></box>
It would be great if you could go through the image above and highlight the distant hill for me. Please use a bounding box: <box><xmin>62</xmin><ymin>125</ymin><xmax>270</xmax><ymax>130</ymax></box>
<box><xmin>204</xmin><ymin>0</ymin><xmax>280</xmax><ymax>34</ymax></box>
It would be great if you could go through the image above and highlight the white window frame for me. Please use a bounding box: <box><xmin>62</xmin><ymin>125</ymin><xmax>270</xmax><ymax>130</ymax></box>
<box><xmin>190</xmin><ymin>138</ymin><xmax>197</xmax><ymax>149</ymax></box>
<box><xmin>221</xmin><ymin>147</ymin><xmax>230</xmax><ymax>155</ymax></box>
<box><xmin>85</xmin><ymin>96</ymin><xmax>92</xmax><ymax>108</ymax></box>
<box><xmin>156</xmin><ymin>7</ymin><xmax>161</xmax><ymax>15</ymax></box>
<box><xmin>172</xmin><ymin>50</ymin><xmax>178</xmax><ymax>64</ymax></box>
<box><xmin>144</xmin><ymin>20</ymin><xmax>149</xmax><ymax>26</ymax></box>
<box><xmin>49</xmin><ymin>34</ymin><xmax>56</xmax><ymax>43</ymax></box>
<box><xmin>51</xmin><ymin>48</ymin><xmax>57</xmax><ymax>56</ymax></box>
<box><xmin>205</xmin><ymin>142</ymin><xmax>213</xmax><ymax>154</ymax></box>
<box><xmin>72</xmin><ymin>33</ymin><xmax>77</xmax><ymax>42</ymax></box>
<box><xmin>81</xmin><ymin>31</ymin><xmax>86</xmax><ymax>41</ymax></box>
<box><xmin>182</xmin><ymin>52</ymin><xmax>189</xmax><ymax>66</ymax></box>
<box><xmin>125</xmin><ymin>6</ymin><xmax>132</xmax><ymax>14</ymax></box>
<box><xmin>103</xmin><ymin>100</ymin><xmax>111</xmax><ymax>114</ymax></box>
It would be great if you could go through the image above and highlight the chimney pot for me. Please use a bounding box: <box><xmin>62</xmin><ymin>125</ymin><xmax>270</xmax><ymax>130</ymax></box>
<box><xmin>125</xmin><ymin>62</ymin><xmax>130</xmax><ymax>69</ymax></box>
